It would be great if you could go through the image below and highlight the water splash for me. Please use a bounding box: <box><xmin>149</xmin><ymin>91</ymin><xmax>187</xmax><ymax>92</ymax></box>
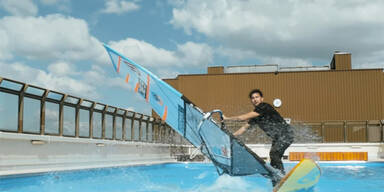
<box><xmin>187</xmin><ymin>174</ymin><xmax>270</xmax><ymax>192</ymax></box>
<box><xmin>291</xmin><ymin>122</ymin><xmax>323</xmax><ymax>143</ymax></box>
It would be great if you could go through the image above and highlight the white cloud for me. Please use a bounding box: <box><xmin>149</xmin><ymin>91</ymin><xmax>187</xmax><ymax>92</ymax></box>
<box><xmin>171</xmin><ymin>0</ymin><xmax>384</xmax><ymax>68</ymax></box>
<box><xmin>0</xmin><ymin>29</ymin><xmax>11</xmax><ymax>59</ymax></box>
<box><xmin>40</xmin><ymin>0</ymin><xmax>59</xmax><ymax>5</ymax></box>
<box><xmin>176</xmin><ymin>42</ymin><xmax>213</xmax><ymax>67</ymax></box>
<box><xmin>108</xmin><ymin>38</ymin><xmax>213</xmax><ymax>78</ymax></box>
<box><xmin>261</xmin><ymin>57</ymin><xmax>312</xmax><ymax>68</ymax></box>
<box><xmin>0</xmin><ymin>14</ymin><xmax>106</xmax><ymax>63</ymax></box>
<box><xmin>0</xmin><ymin>0</ymin><xmax>38</xmax><ymax>16</ymax></box>
<box><xmin>47</xmin><ymin>61</ymin><xmax>74</xmax><ymax>76</ymax></box>
<box><xmin>39</xmin><ymin>0</ymin><xmax>71</xmax><ymax>13</ymax></box>
<box><xmin>109</xmin><ymin>38</ymin><xmax>178</xmax><ymax>68</ymax></box>
<box><xmin>353</xmin><ymin>50</ymin><xmax>384</xmax><ymax>69</ymax></box>
<box><xmin>0</xmin><ymin>61</ymin><xmax>100</xmax><ymax>99</ymax></box>
<box><xmin>167</xmin><ymin>0</ymin><xmax>184</xmax><ymax>7</ymax></box>
<box><xmin>101</xmin><ymin>0</ymin><xmax>139</xmax><ymax>14</ymax></box>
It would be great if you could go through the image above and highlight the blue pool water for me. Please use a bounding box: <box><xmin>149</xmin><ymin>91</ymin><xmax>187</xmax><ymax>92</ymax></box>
<box><xmin>1</xmin><ymin>162</ymin><xmax>383</xmax><ymax>192</ymax></box>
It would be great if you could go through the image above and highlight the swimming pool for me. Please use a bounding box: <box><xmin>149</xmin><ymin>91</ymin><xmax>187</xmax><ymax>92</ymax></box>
<box><xmin>1</xmin><ymin>162</ymin><xmax>383</xmax><ymax>192</ymax></box>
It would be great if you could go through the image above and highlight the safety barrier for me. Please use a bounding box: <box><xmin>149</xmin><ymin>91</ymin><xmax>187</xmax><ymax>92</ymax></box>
<box><xmin>225</xmin><ymin>120</ymin><xmax>383</xmax><ymax>144</ymax></box>
<box><xmin>1</xmin><ymin>76</ymin><xmax>382</xmax><ymax>145</ymax></box>
<box><xmin>0</xmin><ymin>77</ymin><xmax>185</xmax><ymax>144</ymax></box>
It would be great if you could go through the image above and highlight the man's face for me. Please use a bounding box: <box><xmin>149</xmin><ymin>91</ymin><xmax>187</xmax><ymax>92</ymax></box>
<box><xmin>250</xmin><ymin>92</ymin><xmax>263</xmax><ymax>106</ymax></box>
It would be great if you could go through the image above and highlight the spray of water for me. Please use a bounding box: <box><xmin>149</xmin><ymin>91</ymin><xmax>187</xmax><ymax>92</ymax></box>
<box><xmin>187</xmin><ymin>174</ymin><xmax>270</xmax><ymax>192</ymax></box>
<box><xmin>291</xmin><ymin>122</ymin><xmax>323</xmax><ymax>143</ymax></box>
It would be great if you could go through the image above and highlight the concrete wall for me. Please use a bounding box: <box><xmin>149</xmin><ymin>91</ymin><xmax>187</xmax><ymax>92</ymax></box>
<box><xmin>0</xmin><ymin>131</ymin><xmax>176</xmax><ymax>176</ymax></box>
<box><xmin>248</xmin><ymin>143</ymin><xmax>384</xmax><ymax>161</ymax></box>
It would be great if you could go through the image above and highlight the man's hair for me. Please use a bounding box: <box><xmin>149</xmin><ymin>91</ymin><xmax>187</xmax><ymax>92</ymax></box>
<box><xmin>249</xmin><ymin>89</ymin><xmax>263</xmax><ymax>98</ymax></box>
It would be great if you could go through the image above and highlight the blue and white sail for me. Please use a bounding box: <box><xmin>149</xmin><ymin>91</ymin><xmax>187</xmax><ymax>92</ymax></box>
<box><xmin>104</xmin><ymin>44</ymin><xmax>273</xmax><ymax>177</ymax></box>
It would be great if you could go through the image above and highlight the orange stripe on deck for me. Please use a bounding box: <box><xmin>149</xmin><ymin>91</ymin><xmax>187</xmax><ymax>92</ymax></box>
<box><xmin>162</xmin><ymin>106</ymin><xmax>168</xmax><ymax>121</ymax></box>
<box><xmin>134</xmin><ymin>82</ymin><xmax>139</xmax><ymax>92</ymax></box>
<box><xmin>289</xmin><ymin>152</ymin><xmax>368</xmax><ymax>161</ymax></box>
<box><xmin>125</xmin><ymin>74</ymin><xmax>130</xmax><ymax>83</ymax></box>
<box><xmin>146</xmin><ymin>75</ymin><xmax>150</xmax><ymax>102</ymax></box>
<box><xmin>117</xmin><ymin>56</ymin><xmax>121</xmax><ymax>73</ymax></box>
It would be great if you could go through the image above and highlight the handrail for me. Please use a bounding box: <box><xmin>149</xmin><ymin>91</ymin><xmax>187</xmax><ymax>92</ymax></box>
<box><xmin>0</xmin><ymin>76</ymin><xmax>172</xmax><ymax>144</ymax></box>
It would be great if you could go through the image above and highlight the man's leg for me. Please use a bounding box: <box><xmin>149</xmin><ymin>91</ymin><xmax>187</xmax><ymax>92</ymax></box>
<box><xmin>269</xmin><ymin>141</ymin><xmax>292</xmax><ymax>187</ymax></box>
<box><xmin>270</xmin><ymin>141</ymin><xmax>291</xmax><ymax>175</ymax></box>
<box><xmin>270</xmin><ymin>142</ymin><xmax>284</xmax><ymax>174</ymax></box>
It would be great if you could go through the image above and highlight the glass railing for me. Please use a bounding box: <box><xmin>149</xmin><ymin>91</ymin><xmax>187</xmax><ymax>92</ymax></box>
<box><xmin>0</xmin><ymin>76</ymin><xmax>185</xmax><ymax>144</ymax></box>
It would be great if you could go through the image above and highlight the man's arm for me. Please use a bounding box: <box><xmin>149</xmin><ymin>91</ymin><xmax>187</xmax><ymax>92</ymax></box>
<box><xmin>233</xmin><ymin>123</ymin><xmax>250</xmax><ymax>136</ymax></box>
<box><xmin>223</xmin><ymin>111</ymin><xmax>260</xmax><ymax>121</ymax></box>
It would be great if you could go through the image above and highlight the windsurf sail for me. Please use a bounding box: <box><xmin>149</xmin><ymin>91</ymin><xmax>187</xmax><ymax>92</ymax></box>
<box><xmin>103</xmin><ymin>44</ymin><xmax>274</xmax><ymax>177</ymax></box>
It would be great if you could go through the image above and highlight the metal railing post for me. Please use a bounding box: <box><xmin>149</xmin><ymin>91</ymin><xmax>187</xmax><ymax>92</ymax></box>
<box><xmin>59</xmin><ymin>95</ymin><xmax>67</xmax><ymax>136</ymax></box>
<box><xmin>131</xmin><ymin>112</ymin><xmax>136</xmax><ymax>141</ymax></box>
<box><xmin>122</xmin><ymin>110</ymin><xmax>127</xmax><ymax>140</ymax></box>
<box><xmin>89</xmin><ymin>102</ymin><xmax>95</xmax><ymax>138</ymax></box>
<box><xmin>102</xmin><ymin>105</ymin><xmax>107</xmax><ymax>139</ymax></box>
<box><xmin>40</xmin><ymin>90</ymin><xmax>49</xmax><ymax>135</ymax></box>
<box><xmin>137</xmin><ymin>114</ymin><xmax>143</xmax><ymax>141</ymax></box>
<box><xmin>17</xmin><ymin>84</ymin><xmax>28</xmax><ymax>133</ymax></box>
<box><xmin>75</xmin><ymin>99</ymin><xmax>81</xmax><ymax>138</ymax></box>
<box><xmin>112</xmin><ymin>109</ymin><xmax>117</xmax><ymax>140</ymax></box>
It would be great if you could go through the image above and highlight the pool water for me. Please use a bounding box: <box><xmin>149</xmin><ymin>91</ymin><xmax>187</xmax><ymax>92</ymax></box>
<box><xmin>0</xmin><ymin>162</ymin><xmax>383</xmax><ymax>192</ymax></box>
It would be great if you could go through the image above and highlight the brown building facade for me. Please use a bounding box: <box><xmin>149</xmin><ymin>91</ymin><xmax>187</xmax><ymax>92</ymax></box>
<box><xmin>164</xmin><ymin>53</ymin><xmax>384</xmax><ymax>123</ymax></box>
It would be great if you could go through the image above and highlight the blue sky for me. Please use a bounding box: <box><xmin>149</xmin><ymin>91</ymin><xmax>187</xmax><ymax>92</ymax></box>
<box><xmin>0</xmin><ymin>0</ymin><xmax>384</xmax><ymax>115</ymax></box>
